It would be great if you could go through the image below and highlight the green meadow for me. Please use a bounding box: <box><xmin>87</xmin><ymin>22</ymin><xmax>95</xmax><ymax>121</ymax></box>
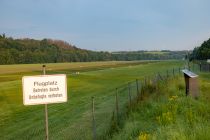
<box><xmin>0</xmin><ymin>61</ymin><xmax>186</xmax><ymax>140</ymax></box>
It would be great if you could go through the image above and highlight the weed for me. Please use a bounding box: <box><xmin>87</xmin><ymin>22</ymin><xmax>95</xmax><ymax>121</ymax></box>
<box><xmin>138</xmin><ymin>132</ymin><xmax>150</xmax><ymax>140</ymax></box>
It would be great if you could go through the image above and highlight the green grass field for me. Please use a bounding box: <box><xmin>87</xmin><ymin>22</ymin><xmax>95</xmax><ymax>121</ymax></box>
<box><xmin>0</xmin><ymin>61</ymin><xmax>152</xmax><ymax>74</ymax></box>
<box><xmin>0</xmin><ymin>61</ymin><xmax>184</xmax><ymax>140</ymax></box>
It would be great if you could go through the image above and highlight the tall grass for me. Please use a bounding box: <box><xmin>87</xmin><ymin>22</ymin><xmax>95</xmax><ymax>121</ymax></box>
<box><xmin>111</xmin><ymin>75</ymin><xmax>210</xmax><ymax>140</ymax></box>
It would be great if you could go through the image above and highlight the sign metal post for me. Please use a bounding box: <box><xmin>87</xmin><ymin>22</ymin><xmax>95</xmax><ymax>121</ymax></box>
<box><xmin>43</xmin><ymin>65</ymin><xmax>49</xmax><ymax>140</ymax></box>
<box><xmin>92</xmin><ymin>97</ymin><xmax>96</xmax><ymax>140</ymax></box>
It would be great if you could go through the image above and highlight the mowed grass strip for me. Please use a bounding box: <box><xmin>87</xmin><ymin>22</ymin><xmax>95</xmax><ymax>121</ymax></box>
<box><xmin>0</xmin><ymin>61</ymin><xmax>183</xmax><ymax>140</ymax></box>
<box><xmin>0</xmin><ymin>61</ymin><xmax>154</xmax><ymax>75</ymax></box>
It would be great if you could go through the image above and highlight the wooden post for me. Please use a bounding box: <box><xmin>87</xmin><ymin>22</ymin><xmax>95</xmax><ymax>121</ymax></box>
<box><xmin>148</xmin><ymin>76</ymin><xmax>150</xmax><ymax>85</ymax></box>
<box><xmin>200</xmin><ymin>63</ymin><xmax>201</xmax><ymax>72</ymax></box>
<box><xmin>115</xmin><ymin>88</ymin><xmax>119</xmax><ymax>122</ymax></box>
<box><xmin>208</xmin><ymin>64</ymin><xmax>210</xmax><ymax>72</ymax></box>
<box><xmin>92</xmin><ymin>97</ymin><xmax>96</xmax><ymax>140</ymax></box>
<box><xmin>43</xmin><ymin>65</ymin><xmax>49</xmax><ymax>140</ymax></box>
<box><xmin>128</xmin><ymin>83</ymin><xmax>131</xmax><ymax>106</ymax></box>
<box><xmin>179</xmin><ymin>67</ymin><xmax>181</xmax><ymax>75</ymax></box>
<box><xmin>156</xmin><ymin>73</ymin><xmax>159</xmax><ymax>81</ymax></box>
<box><xmin>173</xmin><ymin>68</ymin><xmax>175</xmax><ymax>77</ymax></box>
<box><xmin>136</xmin><ymin>79</ymin><xmax>139</xmax><ymax>96</ymax></box>
<box><xmin>154</xmin><ymin>75</ymin><xmax>158</xmax><ymax>89</ymax></box>
<box><xmin>144</xmin><ymin>77</ymin><xmax>147</xmax><ymax>86</ymax></box>
<box><xmin>166</xmin><ymin>70</ymin><xmax>169</xmax><ymax>78</ymax></box>
<box><xmin>158</xmin><ymin>73</ymin><xmax>163</xmax><ymax>81</ymax></box>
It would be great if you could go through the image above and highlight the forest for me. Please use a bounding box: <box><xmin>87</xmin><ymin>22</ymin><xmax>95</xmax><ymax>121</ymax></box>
<box><xmin>0</xmin><ymin>34</ymin><xmax>187</xmax><ymax>64</ymax></box>
<box><xmin>190</xmin><ymin>38</ymin><xmax>210</xmax><ymax>61</ymax></box>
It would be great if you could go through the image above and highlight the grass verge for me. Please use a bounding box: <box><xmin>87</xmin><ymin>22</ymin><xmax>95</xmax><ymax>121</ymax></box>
<box><xmin>110</xmin><ymin>74</ymin><xmax>210</xmax><ymax>140</ymax></box>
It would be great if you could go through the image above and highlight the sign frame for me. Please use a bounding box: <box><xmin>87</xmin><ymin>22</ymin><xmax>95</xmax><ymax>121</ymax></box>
<box><xmin>22</xmin><ymin>74</ymin><xmax>67</xmax><ymax>105</ymax></box>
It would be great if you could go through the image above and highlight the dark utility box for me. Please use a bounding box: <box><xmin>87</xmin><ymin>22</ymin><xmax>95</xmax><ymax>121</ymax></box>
<box><xmin>182</xmin><ymin>69</ymin><xmax>199</xmax><ymax>98</ymax></box>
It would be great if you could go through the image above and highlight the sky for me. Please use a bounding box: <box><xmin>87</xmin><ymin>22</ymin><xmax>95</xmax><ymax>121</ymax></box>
<box><xmin>1</xmin><ymin>0</ymin><xmax>210</xmax><ymax>51</ymax></box>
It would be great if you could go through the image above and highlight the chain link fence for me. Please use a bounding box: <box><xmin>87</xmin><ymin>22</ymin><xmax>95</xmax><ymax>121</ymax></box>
<box><xmin>90</xmin><ymin>67</ymin><xmax>183</xmax><ymax>140</ymax></box>
<box><xmin>63</xmin><ymin>62</ymin><xmax>210</xmax><ymax>140</ymax></box>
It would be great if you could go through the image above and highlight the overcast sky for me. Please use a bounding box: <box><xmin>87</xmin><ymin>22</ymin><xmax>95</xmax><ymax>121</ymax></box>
<box><xmin>1</xmin><ymin>0</ymin><xmax>210</xmax><ymax>51</ymax></box>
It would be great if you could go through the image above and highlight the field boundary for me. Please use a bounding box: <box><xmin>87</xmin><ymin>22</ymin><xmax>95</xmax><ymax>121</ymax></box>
<box><xmin>91</xmin><ymin>66</ymin><xmax>185</xmax><ymax>140</ymax></box>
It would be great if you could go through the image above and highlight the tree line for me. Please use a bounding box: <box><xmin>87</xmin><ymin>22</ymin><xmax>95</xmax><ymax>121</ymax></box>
<box><xmin>0</xmin><ymin>35</ymin><xmax>186</xmax><ymax>64</ymax></box>
<box><xmin>190</xmin><ymin>38</ymin><xmax>210</xmax><ymax>61</ymax></box>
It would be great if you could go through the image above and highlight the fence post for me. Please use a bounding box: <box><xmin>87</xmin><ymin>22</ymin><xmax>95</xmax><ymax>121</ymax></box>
<box><xmin>136</xmin><ymin>79</ymin><xmax>139</xmax><ymax>96</ymax></box>
<box><xmin>158</xmin><ymin>72</ymin><xmax>163</xmax><ymax>81</ymax></box>
<box><xmin>115</xmin><ymin>88</ymin><xmax>119</xmax><ymax>122</ymax></box>
<box><xmin>147</xmin><ymin>76</ymin><xmax>151</xmax><ymax>85</ymax></box>
<box><xmin>128</xmin><ymin>83</ymin><xmax>131</xmax><ymax>106</ymax></box>
<box><xmin>208</xmin><ymin>64</ymin><xmax>210</xmax><ymax>72</ymax></box>
<box><xmin>91</xmin><ymin>97</ymin><xmax>96</xmax><ymax>140</ymax></box>
<box><xmin>200</xmin><ymin>63</ymin><xmax>201</xmax><ymax>72</ymax></box>
<box><xmin>173</xmin><ymin>68</ymin><xmax>175</xmax><ymax>77</ymax></box>
<box><xmin>144</xmin><ymin>77</ymin><xmax>147</xmax><ymax>86</ymax></box>
<box><xmin>179</xmin><ymin>67</ymin><xmax>181</xmax><ymax>75</ymax></box>
<box><xmin>155</xmin><ymin>74</ymin><xmax>158</xmax><ymax>89</ymax></box>
<box><xmin>166</xmin><ymin>70</ymin><xmax>169</xmax><ymax>78</ymax></box>
<box><xmin>156</xmin><ymin>74</ymin><xmax>159</xmax><ymax>82</ymax></box>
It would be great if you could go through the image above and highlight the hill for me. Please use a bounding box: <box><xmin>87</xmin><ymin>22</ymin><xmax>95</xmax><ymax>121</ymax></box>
<box><xmin>0</xmin><ymin>35</ymin><xmax>112</xmax><ymax>64</ymax></box>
